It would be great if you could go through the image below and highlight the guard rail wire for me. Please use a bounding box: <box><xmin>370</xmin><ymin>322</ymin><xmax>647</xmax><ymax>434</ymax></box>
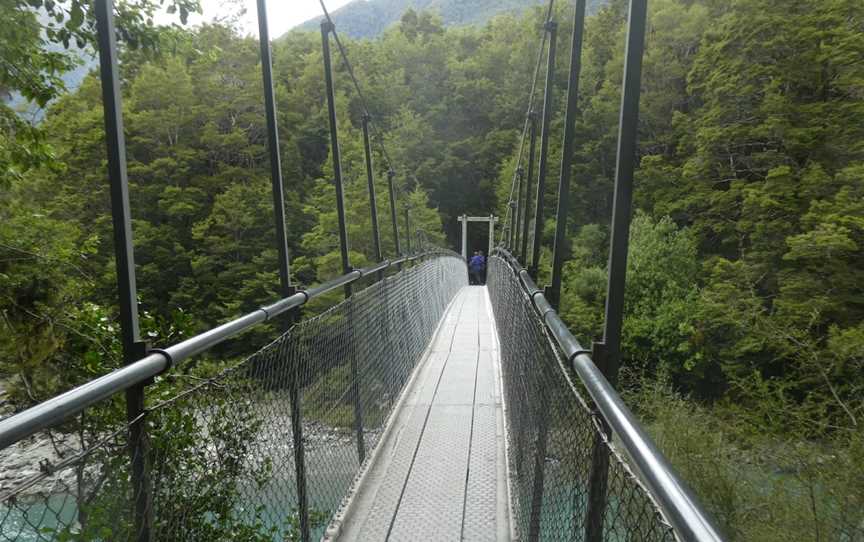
<box><xmin>0</xmin><ymin>253</ymin><xmax>466</xmax><ymax>541</ymax></box>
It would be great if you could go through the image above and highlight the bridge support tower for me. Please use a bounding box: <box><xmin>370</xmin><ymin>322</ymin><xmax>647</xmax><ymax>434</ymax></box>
<box><xmin>458</xmin><ymin>215</ymin><xmax>499</xmax><ymax>260</ymax></box>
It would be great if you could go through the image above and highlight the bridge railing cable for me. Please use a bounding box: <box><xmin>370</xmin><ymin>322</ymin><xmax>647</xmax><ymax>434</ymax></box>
<box><xmin>489</xmin><ymin>249</ymin><xmax>724</xmax><ymax>542</ymax></box>
<box><xmin>498</xmin><ymin>0</ymin><xmax>556</xmax><ymax>250</ymax></box>
<box><xmin>318</xmin><ymin>0</ymin><xmax>425</xmax><ymax>267</ymax></box>
<box><xmin>0</xmin><ymin>251</ymin><xmax>451</xmax><ymax>451</ymax></box>
<box><xmin>317</xmin><ymin>0</ymin><xmax>394</xmax><ymax>174</ymax></box>
<box><xmin>0</xmin><ymin>252</ymin><xmax>467</xmax><ymax>542</ymax></box>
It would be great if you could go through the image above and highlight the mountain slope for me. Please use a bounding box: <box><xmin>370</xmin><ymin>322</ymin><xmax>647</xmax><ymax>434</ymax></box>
<box><xmin>3</xmin><ymin>11</ymin><xmax>97</xmax><ymax>118</ymax></box>
<box><xmin>290</xmin><ymin>0</ymin><xmax>607</xmax><ymax>39</ymax></box>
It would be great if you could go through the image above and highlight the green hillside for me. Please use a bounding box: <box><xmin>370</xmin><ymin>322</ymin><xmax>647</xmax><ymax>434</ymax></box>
<box><xmin>290</xmin><ymin>0</ymin><xmax>607</xmax><ymax>39</ymax></box>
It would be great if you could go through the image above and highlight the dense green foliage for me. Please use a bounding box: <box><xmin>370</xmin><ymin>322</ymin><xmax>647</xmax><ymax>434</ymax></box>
<box><xmin>510</xmin><ymin>1</ymin><xmax>863</xmax><ymax>538</ymax></box>
<box><xmin>1</xmin><ymin>0</ymin><xmax>863</xmax><ymax>539</ymax></box>
<box><xmin>0</xmin><ymin>0</ymin><xmax>200</xmax><ymax>185</ymax></box>
<box><xmin>538</xmin><ymin>0</ymin><xmax>864</xmax><ymax>431</ymax></box>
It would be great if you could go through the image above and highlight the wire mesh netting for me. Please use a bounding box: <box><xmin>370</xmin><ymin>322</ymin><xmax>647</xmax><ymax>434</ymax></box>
<box><xmin>0</xmin><ymin>253</ymin><xmax>466</xmax><ymax>541</ymax></box>
<box><xmin>487</xmin><ymin>254</ymin><xmax>676</xmax><ymax>542</ymax></box>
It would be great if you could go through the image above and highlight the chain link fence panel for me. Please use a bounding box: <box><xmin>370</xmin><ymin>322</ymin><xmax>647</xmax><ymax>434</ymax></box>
<box><xmin>487</xmin><ymin>254</ymin><xmax>676</xmax><ymax>542</ymax></box>
<box><xmin>0</xmin><ymin>253</ymin><xmax>466</xmax><ymax>541</ymax></box>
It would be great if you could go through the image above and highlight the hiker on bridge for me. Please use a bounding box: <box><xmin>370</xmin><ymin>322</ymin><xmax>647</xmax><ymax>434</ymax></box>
<box><xmin>468</xmin><ymin>250</ymin><xmax>486</xmax><ymax>285</ymax></box>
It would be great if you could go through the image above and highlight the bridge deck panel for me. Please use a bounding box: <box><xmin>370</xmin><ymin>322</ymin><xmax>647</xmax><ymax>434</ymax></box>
<box><xmin>334</xmin><ymin>286</ymin><xmax>510</xmax><ymax>541</ymax></box>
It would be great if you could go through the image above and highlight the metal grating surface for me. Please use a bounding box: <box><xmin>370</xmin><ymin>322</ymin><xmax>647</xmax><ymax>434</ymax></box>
<box><xmin>388</xmin><ymin>404</ymin><xmax>474</xmax><ymax>540</ymax></box>
<box><xmin>335</xmin><ymin>287</ymin><xmax>509</xmax><ymax>541</ymax></box>
<box><xmin>462</xmin><ymin>405</ymin><xmax>498</xmax><ymax>542</ymax></box>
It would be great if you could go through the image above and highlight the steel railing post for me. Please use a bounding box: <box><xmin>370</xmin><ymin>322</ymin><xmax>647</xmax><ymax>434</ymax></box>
<box><xmin>584</xmin><ymin>425</ymin><xmax>611</xmax><ymax>541</ymax></box>
<box><xmin>404</xmin><ymin>206</ymin><xmax>412</xmax><ymax>254</ymax></box>
<box><xmin>461</xmin><ymin>215</ymin><xmax>468</xmax><ymax>260</ymax></box>
<box><xmin>257</xmin><ymin>1</ymin><xmax>309</xmax><ymax>539</ymax></box>
<box><xmin>512</xmin><ymin>167</ymin><xmax>523</xmax><ymax>251</ymax></box>
<box><xmin>321</xmin><ymin>20</ymin><xmax>366</xmax><ymax>465</ymax></box>
<box><xmin>585</xmin><ymin>1</ymin><xmax>648</xmax><ymax>540</ymax></box>
<box><xmin>528</xmin><ymin>376</ymin><xmax>550</xmax><ymax>541</ymax></box>
<box><xmin>597</xmin><ymin>0</ymin><xmax>648</xmax><ymax>388</ymax></box>
<box><xmin>94</xmin><ymin>2</ymin><xmax>152</xmax><ymax>539</ymax></box>
<box><xmin>529</xmin><ymin>20</ymin><xmax>558</xmax><ymax>278</ymax></box>
<box><xmin>508</xmin><ymin>200</ymin><xmax>517</xmax><ymax>249</ymax></box>
<box><xmin>512</xmin><ymin>166</ymin><xmax>525</xmax><ymax>256</ymax></box>
<box><xmin>387</xmin><ymin>170</ymin><xmax>402</xmax><ymax>258</ymax></box>
<box><xmin>288</xmin><ymin>347</ymin><xmax>309</xmax><ymax>542</ymax></box>
<box><xmin>521</xmin><ymin>112</ymin><xmax>538</xmax><ymax>264</ymax></box>
<box><xmin>488</xmin><ymin>215</ymin><xmax>495</xmax><ymax>257</ymax></box>
<box><xmin>321</xmin><ymin>21</ymin><xmax>351</xmax><ymax>295</ymax></box>
<box><xmin>596</xmin><ymin>0</ymin><xmax>647</xmax><ymax>407</ymax></box>
<box><xmin>361</xmin><ymin>114</ymin><xmax>384</xmax><ymax>279</ymax></box>
<box><xmin>348</xmin><ymin>296</ymin><xmax>366</xmax><ymax>464</ymax></box>
<box><xmin>381</xmin><ymin>271</ymin><xmax>398</xmax><ymax>393</ymax></box>
<box><xmin>548</xmin><ymin>0</ymin><xmax>587</xmax><ymax>310</ymax></box>
<box><xmin>257</xmin><ymin>0</ymin><xmax>292</xmax><ymax>302</ymax></box>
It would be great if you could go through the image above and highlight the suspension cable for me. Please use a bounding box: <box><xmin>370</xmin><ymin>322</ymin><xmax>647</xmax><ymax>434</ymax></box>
<box><xmin>317</xmin><ymin>0</ymin><xmax>396</xmax><ymax>173</ymax></box>
<box><xmin>498</xmin><ymin>0</ymin><xmax>556</xmax><ymax>246</ymax></box>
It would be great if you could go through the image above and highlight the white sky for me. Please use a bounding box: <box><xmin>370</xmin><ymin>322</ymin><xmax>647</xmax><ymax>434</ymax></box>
<box><xmin>164</xmin><ymin>0</ymin><xmax>356</xmax><ymax>39</ymax></box>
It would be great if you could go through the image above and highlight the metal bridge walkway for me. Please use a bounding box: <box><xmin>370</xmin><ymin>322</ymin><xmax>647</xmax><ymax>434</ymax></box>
<box><xmin>0</xmin><ymin>255</ymin><xmax>725</xmax><ymax>542</ymax></box>
<box><xmin>330</xmin><ymin>286</ymin><xmax>511</xmax><ymax>541</ymax></box>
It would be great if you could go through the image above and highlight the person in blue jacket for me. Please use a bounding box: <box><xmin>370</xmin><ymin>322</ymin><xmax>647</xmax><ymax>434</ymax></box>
<box><xmin>468</xmin><ymin>250</ymin><xmax>486</xmax><ymax>285</ymax></box>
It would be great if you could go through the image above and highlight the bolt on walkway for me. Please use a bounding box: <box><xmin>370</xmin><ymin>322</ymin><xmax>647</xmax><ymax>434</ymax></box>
<box><xmin>329</xmin><ymin>286</ymin><xmax>511</xmax><ymax>541</ymax></box>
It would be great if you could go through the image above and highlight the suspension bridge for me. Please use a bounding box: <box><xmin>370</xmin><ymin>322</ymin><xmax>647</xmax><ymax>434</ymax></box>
<box><xmin>0</xmin><ymin>0</ymin><xmax>727</xmax><ymax>541</ymax></box>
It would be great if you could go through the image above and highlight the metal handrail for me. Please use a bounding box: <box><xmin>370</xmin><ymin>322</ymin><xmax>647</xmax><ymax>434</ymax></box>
<box><xmin>492</xmin><ymin>248</ymin><xmax>724</xmax><ymax>542</ymax></box>
<box><xmin>0</xmin><ymin>251</ymin><xmax>458</xmax><ymax>450</ymax></box>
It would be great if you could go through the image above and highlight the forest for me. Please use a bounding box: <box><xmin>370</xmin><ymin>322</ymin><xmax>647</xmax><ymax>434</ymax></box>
<box><xmin>1</xmin><ymin>0</ymin><xmax>863</xmax><ymax>539</ymax></box>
